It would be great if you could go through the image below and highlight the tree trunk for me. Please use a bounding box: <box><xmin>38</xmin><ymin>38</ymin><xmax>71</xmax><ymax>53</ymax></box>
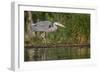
<box><xmin>26</xmin><ymin>11</ymin><xmax>32</xmax><ymax>37</ymax></box>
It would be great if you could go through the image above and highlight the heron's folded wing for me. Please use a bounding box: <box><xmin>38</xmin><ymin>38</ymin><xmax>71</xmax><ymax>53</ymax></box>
<box><xmin>32</xmin><ymin>21</ymin><xmax>52</xmax><ymax>32</ymax></box>
<box><xmin>36</xmin><ymin>21</ymin><xmax>51</xmax><ymax>27</ymax></box>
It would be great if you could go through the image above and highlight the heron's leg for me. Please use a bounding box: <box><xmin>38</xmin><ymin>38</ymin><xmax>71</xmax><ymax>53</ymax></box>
<box><xmin>41</xmin><ymin>32</ymin><xmax>50</xmax><ymax>44</ymax></box>
<box><xmin>41</xmin><ymin>32</ymin><xmax>46</xmax><ymax>44</ymax></box>
<box><xmin>40</xmin><ymin>32</ymin><xmax>47</xmax><ymax>60</ymax></box>
<box><xmin>40</xmin><ymin>32</ymin><xmax>45</xmax><ymax>60</ymax></box>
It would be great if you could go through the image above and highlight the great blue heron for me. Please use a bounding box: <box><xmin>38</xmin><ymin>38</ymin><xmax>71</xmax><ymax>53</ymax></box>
<box><xmin>32</xmin><ymin>21</ymin><xmax>65</xmax><ymax>32</ymax></box>
<box><xmin>32</xmin><ymin>21</ymin><xmax>65</xmax><ymax>41</ymax></box>
<box><xmin>32</xmin><ymin>21</ymin><xmax>65</xmax><ymax>60</ymax></box>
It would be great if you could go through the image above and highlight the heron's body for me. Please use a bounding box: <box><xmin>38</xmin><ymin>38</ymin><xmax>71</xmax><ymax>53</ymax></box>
<box><xmin>32</xmin><ymin>21</ymin><xmax>57</xmax><ymax>32</ymax></box>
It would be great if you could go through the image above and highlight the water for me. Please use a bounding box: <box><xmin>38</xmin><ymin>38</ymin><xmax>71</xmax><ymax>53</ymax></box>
<box><xmin>24</xmin><ymin>47</ymin><xmax>90</xmax><ymax>61</ymax></box>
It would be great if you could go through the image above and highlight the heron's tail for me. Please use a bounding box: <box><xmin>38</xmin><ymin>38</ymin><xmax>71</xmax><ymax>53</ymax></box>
<box><xmin>32</xmin><ymin>23</ymin><xmax>36</xmax><ymax>26</ymax></box>
<box><xmin>31</xmin><ymin>23</ymin><xmax>37</xmax><ymax>31</ymax></box>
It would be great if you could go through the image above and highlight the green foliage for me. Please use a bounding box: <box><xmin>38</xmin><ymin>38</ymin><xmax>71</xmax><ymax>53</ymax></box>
<box><xmin>24</xmin><ymin>11</ymin><xmax>90</xmax><ymax>45</ymax></box>
<box><xmin>24</xmin><ymin>11</ymin><xmax>90</xmax><ymax>61</ymax></box>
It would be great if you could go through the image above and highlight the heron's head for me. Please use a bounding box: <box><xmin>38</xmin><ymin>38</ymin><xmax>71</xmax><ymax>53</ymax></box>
<box><xmin>53</xmin><ymin>22</ymin><xmax>65</xmax><ymax>28</ymax></box>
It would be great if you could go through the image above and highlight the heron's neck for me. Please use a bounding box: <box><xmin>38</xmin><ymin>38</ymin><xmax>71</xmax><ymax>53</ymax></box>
<box><xmin>53</xmin><ymin>24</ymin><xmax>57</xmax><ymax>30</ymax></box>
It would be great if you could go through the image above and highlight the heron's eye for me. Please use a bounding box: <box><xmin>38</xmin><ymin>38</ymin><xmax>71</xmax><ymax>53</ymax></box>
<box><xmin>49</xmin><ymin>25</ymin><xmax>52</xmax><ymax>28</ymax></box>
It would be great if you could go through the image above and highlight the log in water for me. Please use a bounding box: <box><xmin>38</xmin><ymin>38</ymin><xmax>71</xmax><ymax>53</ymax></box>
<box><xmin>25</xmin><ymin>44</ymin><xmax>90</xmax><ymax>49</ymax></box>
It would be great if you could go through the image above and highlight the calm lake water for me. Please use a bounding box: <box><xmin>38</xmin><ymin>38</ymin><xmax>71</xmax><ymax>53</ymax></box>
<box><xmin>24</xmin><ymin>47</ymin><xmax>90</xmax><ymax>61</ymax></box>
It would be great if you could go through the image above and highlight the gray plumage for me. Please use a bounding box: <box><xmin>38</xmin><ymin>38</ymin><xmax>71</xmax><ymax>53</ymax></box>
<box><xmin>32</xmin><ymin>21</ymin><xmax>64</xmax><ymax>32</ymax></box>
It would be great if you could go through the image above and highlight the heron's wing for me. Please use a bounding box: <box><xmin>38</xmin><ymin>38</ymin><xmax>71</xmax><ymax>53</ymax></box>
<box><xmin>32</xmin><ymin>21</ymin><xmax>53</xmax><ymax>32</ymax></box>
<box><xmin>36</xmin><ymin>21</ymin><xmax>51</xmax><ymax>27</ymax></box>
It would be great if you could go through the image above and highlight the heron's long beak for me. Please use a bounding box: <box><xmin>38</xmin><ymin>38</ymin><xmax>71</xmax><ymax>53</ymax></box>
<box><xmin>56</xmin><ymin>23</ymin><xmax>65</xmax><ymax>28</ymax></box>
